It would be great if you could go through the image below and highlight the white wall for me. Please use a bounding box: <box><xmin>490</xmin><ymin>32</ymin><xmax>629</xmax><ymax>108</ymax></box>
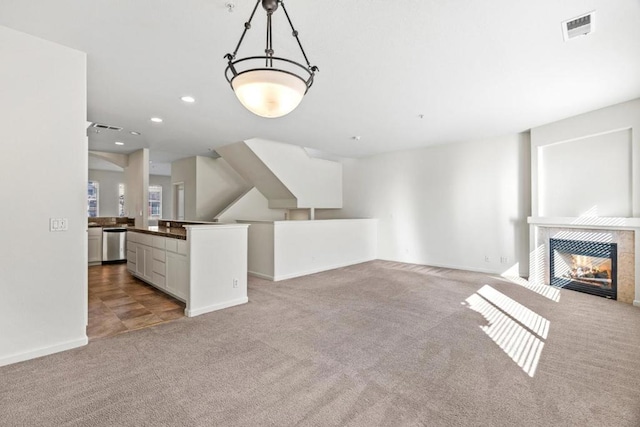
<box><xmin>319</xmin><ymin>133</ymin><xmax>532</xmax><ymax>275</ymax></box>
<box><xmin>89</xmin><ymin>169</ymin><xmax>122</xmax><ymax>217</ymax></box>
<box><xmin>171</xmin><ymin>157</ymin><xmax>197</xmax><ymax>220</ymax></box>
<box><xmin>240</xmin><ymin>219</ymin><xmax>378</xmax><ymax>281</ymax></box>
<box><xmin>531</xmin><ymin>98</ymin><xmax>640</xmax><ymax>218</ymax></box>
<box><xmin>244</xmin><ymin>222</ymin><xmax>275</xmax><ymax>279</ymax></box>
<box><xmin>216</xmin><ymin>141</ymin><xmax>297</xmax><ymax>209</ymax></box>
<box><xmin>186</xmin><ymin>224</ymin><xmax>249</xmax><ymax>316</ymax></box>
<box><xmin>246</xmin><ymin>139</ymin><xmax>343</xmax><ymax>209</ymax></box>
<box><xmin>0</xmin><ymin>25</ymin><xmax>88</xmax><ymax>366</ymax></box>
<box><xmin>88</xmin><ymin>169</ymin><xmax>172</xmax><ymax>219</ymax></box>
<box><xmin>215</xmin><ymin>187</ymin><xmax>286</xmax><ymax>223</ymax></box>
<box><xmin>273</xmin><ymin>219</ymin><xmax>378</xmax><ymax>280</ymax></box>
<box><xmin>196</xmin><ymin>157</ymin><xmax>249</xmax><ymax>221</ymax></box>
<box><xmin>217</xmin><ymin>139</ymin><xmax>343</xmax><ymax>209</ymax></box>
<box><xmin>151</xmin><ymin>174</ymin><xmax>173</xmax><ymax>220</ymax></box>
<box><xmin>172</xmin><ymin>156</ymin><xmax>249</xmax><ymax>221</ymax></box>
<box><xmin>539</xmin><ymin>130</ymin><xmax>631</xmax><ymax>217</ymax></box>
<box><xmin>124</xmin><ymin>149</ymin><xmax>149</xmax><ymax>228</ymax></box>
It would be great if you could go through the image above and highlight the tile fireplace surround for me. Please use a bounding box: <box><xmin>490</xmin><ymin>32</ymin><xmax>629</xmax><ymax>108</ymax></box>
<box><xmin>529</xmin><ymin>217</ymin><xmax>639</xmax><ymax>306</ymax></box>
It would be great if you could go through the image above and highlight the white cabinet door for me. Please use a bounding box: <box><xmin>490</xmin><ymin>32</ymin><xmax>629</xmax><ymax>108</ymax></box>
<box><xmin>143</xmin><ymin>245</ymin><xmax>153</xmax><ymax>281</ymax></box>
<box><xmin>166</xmin><ymin>251</ymin><xmax>189</xmax><ymax>300</ymax></box>
<box><xmin>88</xmin><ymin>228</ymin><xmax>102</xmax><ymax>263</ymax></box>
<box><xmin>88</xmin><ymin>236</ymin><xmax>102</xmax><ymax>263</ymax></box>
<box><xmin>135</xmin><ymin>245</ymin><xmax>143</xmax><ymax>276</ymax></box>
<box><xmin>136</xmin><ymin>244</ymin><xmax>150</xmax><ymax>278</ymax></box>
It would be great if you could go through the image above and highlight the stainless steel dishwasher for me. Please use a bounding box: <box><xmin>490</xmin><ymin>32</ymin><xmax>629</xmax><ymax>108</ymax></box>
<box><xmin>102</xmin><ymin>228</ymin><xmax>127</xmax><ymax>263</ymax></box>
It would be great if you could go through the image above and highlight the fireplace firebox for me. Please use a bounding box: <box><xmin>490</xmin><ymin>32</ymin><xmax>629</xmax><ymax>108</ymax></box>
<box><xmin>549</xmin><ymin>238</ymin><xmax>617</xmax><ymax>299</ymax></box>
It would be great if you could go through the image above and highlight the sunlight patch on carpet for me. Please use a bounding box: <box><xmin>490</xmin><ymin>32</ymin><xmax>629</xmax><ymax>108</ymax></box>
<box><xmin>464</xmin><ymin>287</ymin><xmax>549</xmax><ymax>377</ymax></box>
<box><xmin>501</xmin><ymin>261</ymin><xmax>561</xmax><ymax>302</ymax></box>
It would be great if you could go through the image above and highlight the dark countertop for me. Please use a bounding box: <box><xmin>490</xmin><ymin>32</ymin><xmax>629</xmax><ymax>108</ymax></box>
<box><xmin>88</xmin><ymin>223</ymin><xmax>187</xmax><ymax>239</ymax></box>
<box><xmin>127</xmin><ymin>226</ymin><xmax>187</xmax><ymax>240</ymax></box>
<box><xmin>88</xmin><ymin>217</ymin><xmax>133</xmax><ymax>228</ymax></box>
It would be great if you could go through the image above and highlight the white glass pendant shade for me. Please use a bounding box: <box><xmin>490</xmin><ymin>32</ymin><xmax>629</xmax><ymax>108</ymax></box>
<box><xmin>231</xmin><ymin>70</ymin><xmax>307</xmax><ymax>118</ymax></box>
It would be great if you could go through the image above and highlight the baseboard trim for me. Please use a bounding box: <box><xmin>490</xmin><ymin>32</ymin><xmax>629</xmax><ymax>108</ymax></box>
<box><xmin>0</xmin><ymin>336</ymin><xmax>88</xmax><ymax>367</ymax></box>
<box><xmin>248</xmin><ymin>271</ymin><xmax>275</xmax><ymax>281</ymax></box>
<box><xmin>633</xmin><ymin>300</ymin><xmax>640</xmax><ymax>307</ymax></box>
<box><xmin>377</xmin><ymin>257</ymin><xmax>506</xmax><ymax>275</ymax></box>
<box><xmin>185</xmin><ymin>297</ymin><xmax>249</xmax><ymax>317</ymax></box>
<box><xmin>272</xmin><ymin>258</ymin><xmax>376</xmax><ymax>281</ymax></box>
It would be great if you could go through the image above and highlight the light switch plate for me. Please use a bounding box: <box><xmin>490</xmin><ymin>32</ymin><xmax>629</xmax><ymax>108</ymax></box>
<box><xmin>50</xmin><ymin>218</ymin><xmax>68</xmax><ymax>232</ymax></box>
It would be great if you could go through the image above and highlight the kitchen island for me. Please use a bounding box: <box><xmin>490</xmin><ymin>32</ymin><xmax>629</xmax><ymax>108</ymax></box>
<box><xmin>127</xmin><ymin>220</ymin><xmax>249</xmax><ymax>317</ymax></box>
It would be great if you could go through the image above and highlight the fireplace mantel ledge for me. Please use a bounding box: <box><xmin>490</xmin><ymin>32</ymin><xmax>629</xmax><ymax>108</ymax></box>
<box><xmin>528</xmin><ymin>217</ymin><xmax>640</xmax><ymax>230</ymax></box>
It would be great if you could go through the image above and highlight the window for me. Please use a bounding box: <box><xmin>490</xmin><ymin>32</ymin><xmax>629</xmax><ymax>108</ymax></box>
<box><xmin>148</xmin><ymin>185</ymin><xmax>162</xmax><ymax>219</ymax></box>
<box><xmin>88</xmin><ymin>181</ymin><xmax>99</xmax><ymax>217</ymax></box>
<box><xmin>118</xmin><ymin>184</ymin><xmax>126</xmax><ymax>217</ymax></box>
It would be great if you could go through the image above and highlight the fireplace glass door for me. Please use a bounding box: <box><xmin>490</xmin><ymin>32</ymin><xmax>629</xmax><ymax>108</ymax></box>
<box><xmin>550</xmin><ymin>239</ymin><xmax>617</xmax><ymax>299</ymax></box>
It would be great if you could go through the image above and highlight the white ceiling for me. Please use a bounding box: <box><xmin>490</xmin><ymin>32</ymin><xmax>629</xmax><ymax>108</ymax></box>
<box><xmin>1</xmin><ymin>0</ymin><xmax>639</xmax><ymax>161</ymax></box>
<box><xmin>88</xmin><ymin>156</ymin><xmax>124</xmax><ymax>173</ymax></box>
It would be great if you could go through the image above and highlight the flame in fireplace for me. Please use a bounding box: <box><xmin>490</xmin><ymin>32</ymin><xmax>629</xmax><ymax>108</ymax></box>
<box><xmin>556</xmin><ymin>253</ymin><xmax>612</xmax><ymax>288</ymax></box>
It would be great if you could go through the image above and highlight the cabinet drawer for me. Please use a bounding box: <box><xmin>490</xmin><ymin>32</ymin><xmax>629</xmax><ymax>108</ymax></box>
<box><xmin>177</xmin><ymin>240</ymin><xmax>187</xmax><ymax>255</ymax></box>
<box><xmin>127</xmin><ymin>261</ymin><xmax>136</xmax><ymax>273</ymax></box>
<box><xmin>127</xmin><ymin>250</ymin><xmax>136</xmax><ymax>263</ymax></box>
<box><xmin>153</xmin><ymin>236</ymin><xmax>166</xmax><ymax>249</ymax></box>
<box><xmin>139</xmin><ymin>234</ymin><xmax>153</xmax><ymax>246</ymax></box>
<box><xmin>152</xmin><ymin>272</ymin><xmax>166</xmax><ymax>288</ymax></box>
<box><xmin>152</xmin><ymin>248</ymin><xmax>165</xmax><ymax>262</ymax></box>
<box><xmin>152</xmin><ymin>259</ymin><xmax>165</xmax><ymax>275</ymax></box>
<box><xmin>127</xmin><ymin>232</ymin><xmax>139</xmax><ymax>243</ymax></box>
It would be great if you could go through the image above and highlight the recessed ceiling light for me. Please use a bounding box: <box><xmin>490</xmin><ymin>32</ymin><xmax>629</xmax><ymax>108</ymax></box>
<box><xmin>352</xmin><ymin>136</ymin><xmax>361</xmax><ymax>141</ymax></box>
<box><xmin>130</xmin><ymin>131</ymin><xmax>141</xmax><ymax>135</ymax></box>
<box><xmin>115</xmin><ymin>141</ymin><xmax>124</xmax><ymax>146</ymax></box>
<box><xmin>181</xmin><ymin>96</ymin><xmax>196</xmax><ymax>103</ymax></box>
<box><xmin>150</xmin><ymin>117</ymin><xmax>163</xmax><ymax>123</ymax></box>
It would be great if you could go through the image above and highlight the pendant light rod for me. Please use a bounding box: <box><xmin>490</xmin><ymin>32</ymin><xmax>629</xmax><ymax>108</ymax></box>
<box><xmin>228</xmin><ymin>0</ymin><xmax>261</xmax><ymax>60</ymax></box>
<box><xmin>265</xmin><ymin>8</ymin><xmax>273</xmax><ymax>67</ymax></box>
<box><xmin>279</xmin><ymin>1</ymin><xmax>317</xmax><ymax>71</ymax></box>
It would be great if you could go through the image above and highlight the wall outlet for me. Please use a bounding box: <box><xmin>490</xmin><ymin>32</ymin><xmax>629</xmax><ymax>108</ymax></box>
<box><xmin>233</xmin><ymin>278</ymin><xmax>238</xmax><ymax>288</ymax></box>
<box><xmin>484</xmin><ymin>256</ymin><xmax>490</xmax><ymax>263</ymax></box>
<box><xmin>500</xmin><ymin>256</ymin><xmax>508</xmax><ymax>264</ymax></box>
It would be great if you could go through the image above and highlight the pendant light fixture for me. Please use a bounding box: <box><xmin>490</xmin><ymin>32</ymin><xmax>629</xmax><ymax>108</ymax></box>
<box><xmin>224</xmin><ymin>0</ymin><xmax>318</xmax><ymax>118</ymax></box>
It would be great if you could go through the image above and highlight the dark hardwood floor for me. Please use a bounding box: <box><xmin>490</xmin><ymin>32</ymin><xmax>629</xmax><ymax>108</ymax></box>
<box><xmin>88</xmin><ymin>263</ymin><xmax>185</xmax><ymax>339</ymax></box>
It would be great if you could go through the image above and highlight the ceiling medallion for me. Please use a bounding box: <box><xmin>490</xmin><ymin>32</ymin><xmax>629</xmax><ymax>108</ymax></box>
<box><xmin>224</xmin><ymin>0</ymin><xmax>318</xmax><ymax>118</ymax></box>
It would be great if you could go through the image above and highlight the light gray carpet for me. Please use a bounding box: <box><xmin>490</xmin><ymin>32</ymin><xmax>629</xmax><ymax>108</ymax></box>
<box><xmin>2</xmin><ymin>260</ymin><xmax>640</xmax><ymax>426</ymax></box>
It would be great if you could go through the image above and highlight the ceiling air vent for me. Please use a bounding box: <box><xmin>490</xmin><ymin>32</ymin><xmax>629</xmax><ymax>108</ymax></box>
<box><xmin>562</xmin><ymin>11</ymin><xmax>595</xmax><ymax>41</ymax></box>
<box><xmin>91</xmin><ymin>123</ymin><xmax>123</xmax><ymax>131</ymax></box>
